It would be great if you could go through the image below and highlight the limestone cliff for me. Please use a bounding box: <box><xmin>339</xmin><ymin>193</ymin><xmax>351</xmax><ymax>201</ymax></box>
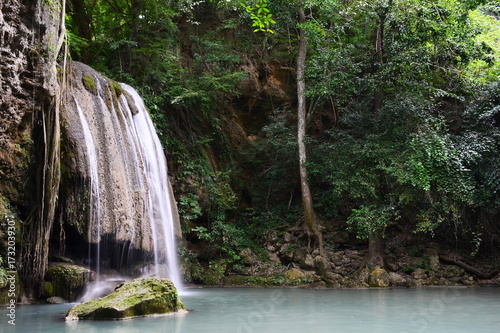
<box><xmin>0</xmin><ymin>0</ymin><xmax>64</xmax><ymax>298</ymax></box>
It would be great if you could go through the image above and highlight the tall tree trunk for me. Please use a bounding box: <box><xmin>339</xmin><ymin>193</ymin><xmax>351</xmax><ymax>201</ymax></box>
<box><xmin>68</xmin><ymin>0</ymin><xmax>93</xmax><ymax>63</ymax></box>
<box><xmin>367</xmin><ymin>230</ymin><xmax>385</xmax><ymax>269</ymax></box>
<box><xmin>297</xmin><ymin>8</ymin><xmax>324</xmax><ymax>255</ymax></box>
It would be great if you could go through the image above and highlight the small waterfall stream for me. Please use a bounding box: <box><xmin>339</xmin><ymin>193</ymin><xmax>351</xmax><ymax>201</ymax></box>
<box><xmin>75</xmin><ymin>100</ymin><xmax>102</xmax><ymax>278</ymax></box>
<box><xmin>66</xmin><ymin>62</ymin><xmax>183</xmax><ymax>299</ymax></box>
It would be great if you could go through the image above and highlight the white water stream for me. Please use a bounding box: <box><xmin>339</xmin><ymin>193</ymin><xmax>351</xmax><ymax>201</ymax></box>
<box><xmin>74</xmin><ymin>77</ymin><xmax>183</xmax><ymax>299</ymax></box>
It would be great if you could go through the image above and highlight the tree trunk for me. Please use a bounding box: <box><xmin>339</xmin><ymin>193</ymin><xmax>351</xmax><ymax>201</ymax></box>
<box><xmin>68</xmin><ymin>0</ymin><xmax>93</xmax><ymax>62</ymax></box>
<box><xmin>297</xmin><ymin>8</ymin><xmax>324</xmax><ymax>255</ymax></box>
<box><xmin>367</xmin><ymin>230</ymin><xmax>385</xmax><ymax>269</ymax></box>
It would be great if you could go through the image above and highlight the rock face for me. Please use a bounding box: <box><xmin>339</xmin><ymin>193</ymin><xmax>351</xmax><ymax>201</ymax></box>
<box><xmin>60</xmin><ymin>61</ymin><xmax>182</xmax><ymax>275</ymax></box>
<box><xmin>65</xmin><ymin>278</ymin><xmax>184</xmax><ymax>320</ymax></box>
<box><xmin>0</xmin><ymin>0</ymin><xmax>59</xmax><ymax>208</ymax></box>
<box><xmin>1</xmin><ymin>0</ymin><xmax>64</xmax><ymax>299</ymax></box>
<box><xmin>45</xmin><ymin>263</ymin><xmax>94</xmax><ymax>301</ymax></box>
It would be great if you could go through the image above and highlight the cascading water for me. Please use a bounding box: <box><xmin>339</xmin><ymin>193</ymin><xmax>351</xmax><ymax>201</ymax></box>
<box><xmin>75</xmin><ymin>100</ymin><xmax>102</xmax><ymax>278</ymax></box>
<box><xmin>120</xmin><ymin>83</ymin><xmax>183</xmax><ymax>290</ymax></box>
<box><xmin>66</xmin><ymin>62</ymin><xmax>183</xmax><ymax>299</ymax></box>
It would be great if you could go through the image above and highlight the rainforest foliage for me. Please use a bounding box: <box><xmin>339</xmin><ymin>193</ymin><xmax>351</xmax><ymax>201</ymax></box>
<box><xmin>63</xmin><ymin>0</ymin><xmax>500</xmax><ymax>266</ymax></box>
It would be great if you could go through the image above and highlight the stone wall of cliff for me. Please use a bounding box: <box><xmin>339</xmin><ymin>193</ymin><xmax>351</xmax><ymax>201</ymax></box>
<box><xmin>0</xmin><ymin>0</ymin><xmax>64</xmax><ymax>299</ymax></box>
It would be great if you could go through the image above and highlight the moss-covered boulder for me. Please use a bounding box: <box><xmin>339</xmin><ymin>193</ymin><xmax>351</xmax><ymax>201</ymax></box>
<box><xmin>65</xmin><ymin>278</ymin><xmax>184</xmax><ymax>320</ymax></box>
<box><xmin>46</xmin><ymin>263</ymin><xmax>93</xmax><ymax>301</ymax></box>
<box><xmin>284</xmin><ymin>268</ymin><xmax>306</xmax><ymax>280</ymax></box>
<box><xmin>368</xmin><ymin>268</ymin><xmax>390</xmax><ymax>287</ymax></box>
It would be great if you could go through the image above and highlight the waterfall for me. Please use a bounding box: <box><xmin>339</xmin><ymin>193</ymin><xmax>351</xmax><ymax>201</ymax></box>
<box><xmin>121</xmin><ymin>83</ymin><xmax>183</xmax><ymax>290</ymax></box>
<box><xmin>75</xmin><ymin>100</ymin><xmax>102</xmax><ymax>278</ymax></box>
<box><xmin>66</xmin><ymin>62</ymin><xmax>183</xmax><ymax>297</ymax></box>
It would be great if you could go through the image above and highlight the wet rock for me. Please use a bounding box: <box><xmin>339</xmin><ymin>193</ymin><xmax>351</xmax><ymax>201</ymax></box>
<box><xmin>368</xmin><ymin>269</ymin><xmax>390</xmax><ymax>287</ymax></box>
<box><xmin>65</xmin><ymin>278</ymin><xmax>184</xmax><ymax>320</ymax></box>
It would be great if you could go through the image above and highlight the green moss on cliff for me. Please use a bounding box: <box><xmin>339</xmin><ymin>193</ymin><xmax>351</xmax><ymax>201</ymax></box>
<box><xmin>82</xmin><ymin>74</ymin><xmax>97</xmax><ymax>94</ymax></box>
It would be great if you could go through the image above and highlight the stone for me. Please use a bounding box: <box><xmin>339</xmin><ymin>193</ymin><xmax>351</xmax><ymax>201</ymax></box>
<box><xmin>65</xmin><ymin>278</ymin><xmax>184</xmax><ymax>320</ymax></box>
<box><xmin>355</xmin><ymin>267</ymin><xmax>370</xmax><ymax>284</ymax></box>
<box><xmin>301</xmin><ymin>254</ymin><xmax>316</xmax><ymax>270</ymax></box>
<box><xmin>386</xmin><ymin>261</ymin><xmax>400</xmax><ymax>272</ymax></box>
<box><xmin>46</xmin><ymin>263</ymin><xmax>94</xmax><ymax>301</ymax></box>
<box><xmin>239</xmin><ymin>248</ymin><xmax>258</xmax><ymax>266</ymax></box>
<box><xmin>425</xmin><ymin>248</ymin><xmax>441</xmax><ymax>272</ymax></box>
<box><xmin>329</xmin><ymin>253</ymin><xmax>343</xmax><ymax>266</ymax></box>
<box><xmin>388</xmin><ymin>272</ymin><xmax>408</xmax><ymax>287</ymax></box>
<box><xmin>315</xmin><ymin>256</ymin><xmax>331</xmax><ymax>279</ymax></box>
<box><xmin>283</xmin><ymin>232</ymin><xmax>292</xmax><ymax>243</ymax></box>
<box><xmin>368</xmin><ymin>269</ymin><xmax>390</xmax><ymax>287</ymax></box>
<box><xmin>266</xmin><ymin>230</ymin><xmax>278</xmax><ymax>242</ymax></box>
<box><xmin>412</xmin><ymin>268</ymin><xmax>428</xmax><ymax>280</ymax></box>
<box><xmin>442</xmin><ymin>265</ymin><xmax>465</xmax><ymax>278</ymax></box>
<box><xmin>293</xmin><ymin>248</ymin><xmax>307</xmax><ymax>264</ymax></box>
<box><xmin>47</xmin><ymin>296</ymin><xmax>68</xmax><ymax>304</ymax></box>
<box><xmin>325</xmin><ymin>272</ymin><xmax>342</xmax><ymax>281</ymax></box>
<box><xmin>268</xmin><ymin>251</ymin><xmax>281</xmax><ymax>263</ymax></box>
<box><xmin>284</xmin><ymin>268</ymin><xmax>306</xmax><ymax>281</ymax></box>
<box><xmin>279</xmin><ymin>243</ymin><xmax>289</xmax><ymax>255</ymax></box>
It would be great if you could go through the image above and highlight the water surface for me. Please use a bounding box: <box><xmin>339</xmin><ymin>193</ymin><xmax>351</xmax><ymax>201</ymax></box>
<box><xmin>2</xmin><ymin>287</ymin><xmax>499</xmax><ymax>332</ymax></box>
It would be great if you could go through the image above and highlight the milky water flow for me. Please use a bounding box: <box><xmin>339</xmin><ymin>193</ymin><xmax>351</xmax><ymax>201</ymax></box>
<box><xmin>75</xmin><ymin>100</ymin><xmax>101</xmax><ymax>279</ymax></box>
<box><xmin>121</xmin><ymin>83</ymin><xmax>183</xmax><ymax>292</ymax></box>
<box><xmin>76</xmin><ymin>81</ymin><xmax>183</xmax><ymax>300</ymax></box>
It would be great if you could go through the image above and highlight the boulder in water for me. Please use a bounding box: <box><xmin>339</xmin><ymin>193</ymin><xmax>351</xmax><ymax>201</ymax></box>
<box><xmin>46</xmin><ymin>263</ymin><xmax>94</xmax><ymax>301</ymax></box>
<box><xmin>65</xmin><ymin>278</ymin><xmax>185</xmax><ymax>320</ymax></box>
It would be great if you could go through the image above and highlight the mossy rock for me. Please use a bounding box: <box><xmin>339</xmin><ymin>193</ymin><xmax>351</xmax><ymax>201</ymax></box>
<box><xmin>66</xmin><ymin>278</ymin><xmax>185</xmax><ymax>320</ymax></box>
<box><xmin>43</xmin><ymin>281</ymin><xmax>54</xmax><ymax>297</ymax></box>
<box><xmin>202</xmin><ymin>261</ymin><xmax>226</xmax><ymax>285</ymax></box>
<box><xmin>82</xmin><ymin>74</ymin><xmax>97</xmax><ymax>94</ymax></box>
<box><xmin>368</xmin><ymin>268</ymin><xmax>390</xmax><ymax>287</ymax></box>
<box><xmin>284</xmin><ymin>268</ymin><xmax>306</xmax><ymax>280</ymax></box>
<box><xmin>46</xmin><ymin>263</ymin><xmax>93</xmax><ymax>301</ymax></box>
